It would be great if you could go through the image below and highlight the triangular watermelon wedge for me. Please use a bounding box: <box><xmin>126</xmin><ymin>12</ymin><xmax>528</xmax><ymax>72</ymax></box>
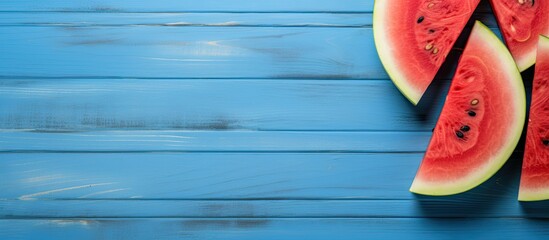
<box><xmin>410</xmin><ymin>21</ymin><xmax>526</xmax><ymax>196</ymax></box>
<box><xmin>519</xmin><ymin>35</ymin><xmax>549</xmax><ymax>201</ymax></box>
<box><xmin>489</xmin><ymin>0</ymin><xmax>549</xmax><ymax>71</ymax></box>
<box><xmin>374</xmin><ymin>0</ymin><xmax>481</xmax><ymax>105</ymax></box>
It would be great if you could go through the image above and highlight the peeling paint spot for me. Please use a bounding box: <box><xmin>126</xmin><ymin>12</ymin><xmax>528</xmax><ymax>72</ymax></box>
<box><xmin>19</xmin><ymin>183</ymin><xmax>114</xmax><ymax>200</ymax></box>
<box><xmin>48</xmin><ymin>220</ymin><xmax>97</xmax><ymax>226</ymax></box>
<box><xmin>210</xmin><ymin>21</ymin><xmax>240</xmax><ymax>26</ymax></box>
<box><xmin>24</xmin><ymin>174</ymin><xmax>65</xmax><ymax>183</ymax></box>
<box><xmin>164</xmin><ymin>22</ymin><xmax>192</xmax><ymax>26</ymax></box>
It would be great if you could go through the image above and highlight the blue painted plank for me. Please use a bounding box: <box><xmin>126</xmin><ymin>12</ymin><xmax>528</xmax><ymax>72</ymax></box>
<box><xmin>1</xmin><ymin>218</ymin><xmax>548</xmax><ymax>240</ymax></box>
<box><xmin>2</xmin><ymin>1</ymin><xmax>374</xmax><ymax>12</ymax></box>
<box><xmin>0</xmin><ymin>152</ymin><xmax>522</xmax><ymax>200</ymax></box>
<box><xmin>0</xmin><ymin>80</ymin><xmax>448</xmax><ymax>131</ymax></box>
<box><xmin>0</xmin><ymin>131</ymin><xmax>432</xmax><ymax>152</ymax></box>
<box><xmin>0</xmin><ymin>13</ymin><xmax>372</xmax><ymax>27</ymax></box>
<box><xmin>0</xmin><ymin>152</ymin><xmax>422</xmax><ymax>199</ymax></box>
<box><xmin>0</xmin><ymin>26</ymin><xmax>383</xmax><ymax>78</ymax></box>
<box><xmin>3</xmin><ymin>198</ymin><xmax>549</xmax><ymax>218</ymax></box>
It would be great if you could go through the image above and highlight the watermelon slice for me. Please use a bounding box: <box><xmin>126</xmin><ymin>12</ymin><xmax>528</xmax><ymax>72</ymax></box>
<box><xmin>518</xmin><ymin>35</ymin><xmax>549</xmax><ymax>201</ymax></box>
<box><xmin>489</xmin><ymin>0</ymin><xmax>549</xmax><ymax>71</ymax></box>
<box><xmin>373</xmin><ymin>0</ymin><xmax>481</xmax><ymax>105</ymax></box>
<box><xmin>410</xmin><ymin>21</ymin><xmax>526</xmax><ymax>196</ymax></box>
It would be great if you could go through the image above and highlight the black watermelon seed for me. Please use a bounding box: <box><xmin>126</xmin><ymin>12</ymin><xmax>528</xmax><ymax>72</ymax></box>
<box><xmin>429</xmin><ymin>29</ymin><xmax>435</xmax><ymax>33</ymax></box>
<box><xmin>417</xmin><ymin>16</ymin><xmax>424</xmax><ymax>23</ymax></box>
<box><xmin>543</xmin><ymin>139</ymin><xmax>549</xmax><ymax>146</ymax></box>
<box><xmin>468</xmin><ymin>111</ymin><xmax>476</xmax><ymax>117</ymax></box>
<box><xmin>460</xmin><ymin>125</ymin><xmax>470</xmax><ymax>132</ymax></box>
<box><xmin>532</xmin><ymin>0</ymin><xmax>535</xmax><ymax>7</ymax></box>
<box><xmin>456</xmin><ymin>131</ymin><xmax>464</xmax><ymax>138</ymax></box>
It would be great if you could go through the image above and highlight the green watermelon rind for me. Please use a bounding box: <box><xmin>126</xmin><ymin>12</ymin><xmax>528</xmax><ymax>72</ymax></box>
<box><xmin>518</xmin><ymin>35</ymin><xmax>549</xmax><ymax>202</ymax></box>
<box><xmin>373</xmin><ymin>0</ymin><xmax>422</xmax><ymax>105</ymax></box>
<box><xmin>409</xmin><ymin>21</ymin><xmax>526</xmax><ymax>196</ymax></box>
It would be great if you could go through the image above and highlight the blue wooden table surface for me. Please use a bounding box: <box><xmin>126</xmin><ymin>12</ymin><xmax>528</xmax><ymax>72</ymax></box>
<box><xmin>1</xmin><ymin>0</ymin><xmax>548</xmax><ymax>239</ymax></box>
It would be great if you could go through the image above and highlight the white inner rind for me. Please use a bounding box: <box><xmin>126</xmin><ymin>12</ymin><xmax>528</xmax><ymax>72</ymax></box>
<box><xmin>373</xmin><ymin>0</ymin><xmax>422</xmax><ymax>105</ymax></box>
<box><xmin>410</xmin><ymin>21</ymin><xmax>526</xmax><ymax>196</ymax></box>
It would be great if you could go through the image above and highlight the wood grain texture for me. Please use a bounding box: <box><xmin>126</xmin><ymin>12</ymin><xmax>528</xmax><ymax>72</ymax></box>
<box><xmin>0</xmin><ymin>152</ymin><xmax>423</xmax><ymax>200</ymax></box>
<box><xmin>0</xmin><ymin>27</ymin><xmax>384</xmax><ymax>79</ymax></box>
<box><xmin>0</xmin><ymin>0</ymin><xmax>373</xmax><ymax>12</ymax></box>
<box><xmin>0</xmin><ymin>12</ymin><xmax>373</xmax><ymax>27</ymax></box>
<box><xmin>4</xmin><ymin>198</ymin><xmax>549</xmax><ymax>220</ymax></box>
<box><xmin>0</xmin><ymin>26</ymin><xmax>382</xmax><ymax>78</ymax></box>
<box><xmin>1</xmin><ymin>218</ymin><xmax>548</xmax><ymax>240</ymax></box>
<box><xmin>0</xmin><ymin>152</ymin><xmax>523</xmax><ymax>200</ymax></box>
<box><xmin>0</xmin><ymin>131</ymin><xmax>432</xmax><ymax>152</ymax></box>
<box><xmin>0</xmin><ymin>79</ymin><xmax>448</xmax><ymax>131</ymax></box>
<box><xmin>3</xmin><ymin>198</ymin><xmax>549</xmax><ymax>218</ymax></box>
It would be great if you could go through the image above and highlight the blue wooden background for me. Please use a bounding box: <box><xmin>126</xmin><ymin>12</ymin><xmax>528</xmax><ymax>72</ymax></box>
<box><xmin>1</xmin><ymin>0</ymin><xmax>548</xmax><ymax>239</ymax></box>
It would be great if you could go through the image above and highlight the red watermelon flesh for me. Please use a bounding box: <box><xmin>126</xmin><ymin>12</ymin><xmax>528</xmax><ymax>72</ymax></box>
<box><xmin>410</xmin><ymin>21</ymin><xmax>526</xmax><ymax>196</ymax></box>
<box><xmin>489</xmin><ymin>0</ymin><xmax>549</xmax><ymax>71</ymax></box>
<box><xmin>519</xmin><ymin>35</ymin><xmax>549</xmax><ymax>201</ymax></box>
<box><xmin>374</xmin><ymin>0</ymin><xmax>481</xmax><ymax>105</ymax></box>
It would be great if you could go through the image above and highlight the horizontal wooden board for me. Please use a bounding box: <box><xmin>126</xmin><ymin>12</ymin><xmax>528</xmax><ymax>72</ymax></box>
<box><xmin>0</xmin><ymin>26</ymin><xmax>382</xmax><ymax>78</ymax></box>
<box><xmin>0</xmin><ymin>25</ymin><xmax>502</xmax><ymax>79</ymax></box>
<box><xmin>0</xmin><ymin>0</ymin><xmax>372</xmax><ymax>12</ymax></box>
<box><xmin>0</xmin><ymin>12</ymin><xmax>497</xmax><ymax>28</ymax></box>
<box><xmin>0</xmin><ymin>13</ymin><xmax>371</xmax><ymax>27</ymax></box>
<box><xmin>0</xmin><ymin>131</ymin><xmax>431</xmax><ymax>152</ymax></box>
<box><xmin>1</xmin><ymin>218</ymin><xmax>547</xmax><ymax>240</ymax></box>
<box><xmin>3</xmin><ymin>198</ymin><xmax>549</xmax><ymax>218</ymax></box>
<box><xmin>0</xmin><ymin>0</ymin><xmax>494</xmax><ymax>13</ymax></box>
<box><xmin>0</xmin><ymin>152</ymin><xmax>522</xmax><ymax>200</ymax></box>
<box><xmin>0</xmin><ymin>152</ymin><xmax>423</xmax><ymax>200</ymax></box>
<box><xmin>0</xmin><ymin>79</ymin><xmax>450</xmax><ymax>131</ymax></box>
